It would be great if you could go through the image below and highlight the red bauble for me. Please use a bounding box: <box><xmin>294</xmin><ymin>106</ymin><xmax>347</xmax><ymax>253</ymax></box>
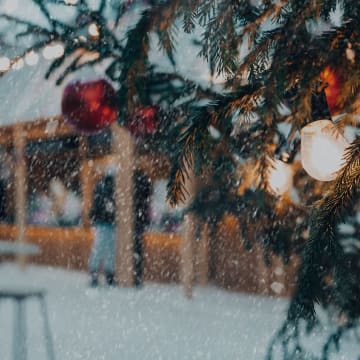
<box><xmin>61</xmin><ymin>79</ymin><xmax>118</xmax><ymax>133</ymax></box>
<box><xmin>126</xmin><ymin>106</ymin><xmax>159</xmax><ymax>138</ymax></box>
<box><xmin>320</xmin><ymin>67</ymin><xmax>343</xmax><ymax>115</ymax></box>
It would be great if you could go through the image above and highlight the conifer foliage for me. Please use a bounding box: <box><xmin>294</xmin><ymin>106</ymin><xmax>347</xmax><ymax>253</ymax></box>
<box><xmin>0</xmin><ymin>1</ymin><xmax>359</xmax><ymax>358</ymax></box>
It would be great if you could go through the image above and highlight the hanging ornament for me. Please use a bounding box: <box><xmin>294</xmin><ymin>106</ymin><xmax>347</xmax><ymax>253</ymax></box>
<box><xmin>300</xmin><ymin>119</ymin><xmax>349</xmax><ymax>181</ymax></box>
<box><xmin>61</xmin><ymin>79</ymin><xmax>118</xmax><ymax>134</ymax></box>
<box><xmin>320</xmin><ymin>67</ymin><xmax>343</xmax><ymax>115</ymax></box>
<box><xmin>125</xmin><ymin>106</ymin><xmax>159</xmax><ymax>139</ymax></box>
<box><xmin>267</xmin><ymin>158</ymin><xmax>293</xmax><ymax>196</ymax></box>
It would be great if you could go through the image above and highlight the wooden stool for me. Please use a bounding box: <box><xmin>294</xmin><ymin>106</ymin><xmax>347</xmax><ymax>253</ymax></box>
<box><xmin>0</xmin><ymin>289</ymin><xmax>55</xmax><ymax>360</ymax></box>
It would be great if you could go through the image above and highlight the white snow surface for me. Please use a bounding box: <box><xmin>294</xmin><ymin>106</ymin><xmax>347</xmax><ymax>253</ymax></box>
<box><xmin>0</xmin><ymin>263</ymin><xmax>285</xmax><ymax>360</ymax></box>
<box><xmin>0</xmin><ymin>263</ymin><xmax>358</xmax><ymax>360</ymax></box>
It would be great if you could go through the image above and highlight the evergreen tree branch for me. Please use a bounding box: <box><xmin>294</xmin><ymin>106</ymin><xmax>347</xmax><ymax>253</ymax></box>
<box><xmin>267</xmin><ymin>138</ymin><xmax>360</xmax><ymax>359</ymax></box>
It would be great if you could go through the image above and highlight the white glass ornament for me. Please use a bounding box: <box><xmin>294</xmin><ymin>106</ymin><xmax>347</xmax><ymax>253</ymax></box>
<box><xmin>25</xmin><ymin>51</ymin><xmax>39</xmax><ymax>66</ymax></box>
<box><xmin>300</xmin><ymin>119</ymin><xmax>349</xmax><ymax>181</ymax></box>
<box><xmin>267</xmin><ymin>158</ymin><xmax>293</xmax><ymax>196</ymax></box>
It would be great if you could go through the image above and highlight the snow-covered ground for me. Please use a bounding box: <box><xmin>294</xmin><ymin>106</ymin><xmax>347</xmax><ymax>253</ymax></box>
<box><xmin>0</xmin><ymin>263</ymin><xmax>357</xmax><ymax>360</ymax></box>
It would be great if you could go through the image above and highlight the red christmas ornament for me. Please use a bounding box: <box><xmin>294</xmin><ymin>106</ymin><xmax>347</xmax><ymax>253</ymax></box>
<box><xmin>126</xmin><ymin>106</ymin><xmax>159</xmax><ymax>138</ymax></box>
<box><xmin>320</xmin><ymin>67</ymin><xmax>343</xmax><ymax>115</ymax></box>
<box><xmin>61</xmin><ymin>79</ymin><xmax>118</xmax><ymax>133</ymax></box>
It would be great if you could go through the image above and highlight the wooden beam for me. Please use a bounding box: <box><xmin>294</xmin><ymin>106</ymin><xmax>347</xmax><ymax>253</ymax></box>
<box><xmin>79</xmin><ymin>136</ymin><xmax>93</xmax><ymax>228</ymax></box>
<box><xmin>181</xmin><ymin>214</ymin><xmax>196</xmax><ymax>298</ymax></box>
<box><xmin>0</xmin><ymin>116</ymin><xmax>73</xmax><ymax>145</ymax></box>
<box><xmin>23</xmin><ymin>117</ymin><xmax>73</xmax><ymax>141</ymax></box>
<box><xmin>179</xmin><ymin>166</ymin><xmax>196</xmax><ymax>298</ymax></box>
<box><xmin>112</xmin><ymin>125</ymin><xmax>135</xmax><ymax>286</ymax></box>
<box><xmin>196</xmin><ymin>222</ymin><xmax>210</xmax><ymax>285</ymax></box>
<box><xmin>91</xmin><ymin>154</ymin><xmax>118</xmax><ymax>173</ymax></box>
<box><xmin>271</xmin><ymin>256</ymin><xmax>286</xmax><ymax>296</ymax></box>
<box><xmin>0</xmin><ymin>127</ymin><xmax>13</xmax><ymax>146</ymax></box>
<box><xmin>13</xmin><ymin>124</ymin><xmax>27</xmax><ymax>265</ymax></box>
<box><xmin>135</xmin><ymin>153</ymin><xmax>170</xmax><ymax>181</ymax></box>
<box><xmin>249</xmin><ymin>222</ymin><xmax>271</xmax><ymax>295</ymax></box>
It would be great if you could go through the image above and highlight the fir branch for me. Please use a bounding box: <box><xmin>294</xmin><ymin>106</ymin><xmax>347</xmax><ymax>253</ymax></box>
<box><xmin>55</xmin><ymin>53</ymin><xmax>102</xmax><ymax>85</ymax></box>
<box><xmin>197</xmin><ymin>0</ymin><xmax>261</xmax><ymax>76</ymax></box>
<box><xmin>274</xmin><ymin>138</ymin><xmax>360</xmax><ymax>349</ymax></box>
<box><xmin>32</xmin><ymin>0</ymin><xmax>57</xmax><ymax>30</ymax></box>
<box><xmin>181</xmin><ymin>0</ymin><xmax>197</xmax><ymax>33</ymax></box>
<box><xmin>293</xmin><ymin>138</ymin><xmax>360</xmax><ymax>316</ymax></box>
<box><xmin>167</xmin><ymin>94</ymin><xmax>235</xmax><ymax>205</ymax></box>
<box><xmin>117</xmin><ymin>1</ymin><xmax>185</xmax><ymax>109</ymax></box>
<box><xmin>199</xmin><ymin>7</ymin><xmax>239</xmax><ymax>75</ymax></box>
<box><xmin>167</xmin><ymin>82</ymin><xmax>266</xmax><ymax>206</ymax></box>
<box><xmin>0</xmin><ymin>14</ymin><xmax>54</xmax><ymax>34</ymax></box>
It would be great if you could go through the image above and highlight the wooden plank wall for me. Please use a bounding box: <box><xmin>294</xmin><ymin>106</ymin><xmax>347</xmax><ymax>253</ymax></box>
<box><xmin>0</xmin><ymin>224</ymin><xmax>93</xmax><ymax>269</ymax></box>
<box><xmin>0</xmin><ymin>221</ymin><xmax>298</xmax><ymax>296</ymax></box>
<box><xmin>211</xmin><ymin>214</ymin><xmax>299</xmax><ymax>297</ymax></box>
<box><xmin>0</xmin><ymin>117</ymin><xmax>299</xmax><ymax>296</ymax></box>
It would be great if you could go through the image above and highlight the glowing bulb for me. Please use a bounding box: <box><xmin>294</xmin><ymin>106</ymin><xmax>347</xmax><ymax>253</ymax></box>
<box><xmin>25</xmin><ymin>51</ymin><xmax>39</xmax><ymax>66</ymax></box>
<box><xmin>11</xmin><ymin>58</ymin><xmax>24</xmax><ymax>70</ymax></box>
<box><xmin>64</xmin><ymin>0</ymin><xmax>78</xmax><ymax>4</ymax></box>
<box><xmin>267</xmin><ymin>158</ymin><xmax>293</xmax><ymax>196</ymax></box>
<box><xmin>88</xmin><ymin>23</ymin><xmax>100</xmax><ymax>39</ymax></box>
<box><xmin>301</xmin><ymin>120</ymin><xmax>349</xmax><ymax>181</ymax></box>
<box><xmin>0</xmin><ymin>57</ymin><xmax>10</xmax><ymax>72</ymax></box>
<box><xmin>43</xmin><ymin>43</ymin><xmax>64</xmax><ymax>60</ymax></box>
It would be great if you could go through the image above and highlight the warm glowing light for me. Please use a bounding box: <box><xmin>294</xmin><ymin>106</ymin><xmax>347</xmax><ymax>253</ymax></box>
<box><xmin>0</xmin><ymin>57</ymin><xmax>10</xmax><ymax>72</ymax></box>
<box><xmin>88</xmin><ymin>23</ymin><xmax>100</xmax><ymax>39</ymax></box>
<box><xmin>25</xmin><ymin>51</ymin><xmax>39</xmax><ymax>66</ymax></box>
<box><xmin>42</xmin><ymin>43</ymin><xmax>64</xmax><ymax>60</ymax></box>
<box><xmin>320</xmin><ymin>67</ymin><xmax>342</xmax><ymax>115</ymax></box>
<box><xmin>11</xmin><ymin>58</ymin><xmax>24</xmax><ymax>70</ymax></box>
<box><xmin>267</xmin><ymin>158</ymin><xmax>293</xmax><ymax>196</ymax></box>
<box><xmin>301</xmin><ymin>120</ymin><xmax>349</xmax><ymax>181</ymax></box>
<box><xmin>64</xmin><ymin>0</ymin><xmax>78</xmax><ymax>4</ymax></box>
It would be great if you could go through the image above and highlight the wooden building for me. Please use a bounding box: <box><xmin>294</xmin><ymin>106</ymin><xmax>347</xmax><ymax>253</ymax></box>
<box><xmin>0</xmin><ymin>116</ymin><xmax>298</xmax><ymax>297</ymax></box>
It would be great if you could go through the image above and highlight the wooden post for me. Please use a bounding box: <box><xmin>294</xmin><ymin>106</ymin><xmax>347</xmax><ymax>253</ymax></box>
<box><xmin>181</xmin><ymin>214</ymin><xmax>196</xmax><ymax>298</ymax></box>
<box><xmin>112</xmin><ymin>125</ymin><xmax>134</xmax><ymax>286</ymax></box>
<box><xmin>272</xmin><ymin>256</ymin><xmax>286</xmax><ymax>296</ymax></box>
<box><xmin>180</xmin><ymin>167</ymin><xmax>196</xmax><ymax>298</ymax></box>
<box><xmin>13</xmin><ymin>124</ymin><xmax>27</xmax><ymax>265</ymax></box>
<box><xmin>258</xmin><ymin>254</ymin><xmax>271</xmax><ymax>295</ymax></box>
<box><xmin>196</xmin><ymin>222</ymin><xmax>210</xmax><ymax>285</ymax></box>
<box><xmin>78</xmin><ymin>136</ymin><xmax>93</xmax><ymax>228</ymax></box>
<box><xmin>248</xmin><ymin>223</ymin><xmax>270</xmax><ymax>295</ymax></box>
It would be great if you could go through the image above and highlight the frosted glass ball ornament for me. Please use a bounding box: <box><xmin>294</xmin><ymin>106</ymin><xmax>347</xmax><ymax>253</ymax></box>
<box><xmin>267</xmin><ymin>158</ymin><xmax>293</xmax><ymax>196</ymax></box>
<box><xmin>300</xmin><ymin>120</ymin><xmax>349</xmax><ymax>181</ymax></box>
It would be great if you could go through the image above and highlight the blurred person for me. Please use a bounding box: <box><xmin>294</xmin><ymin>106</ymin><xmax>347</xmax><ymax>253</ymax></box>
<box><xmin>133</xmin><ymin>170</ymin><xmax>152</xmax><ymax>287</ymax></box>
<box><xmin>88</xmin><ymin>174</ymin><xmax>116</xmax><ymax>287</ymax></box>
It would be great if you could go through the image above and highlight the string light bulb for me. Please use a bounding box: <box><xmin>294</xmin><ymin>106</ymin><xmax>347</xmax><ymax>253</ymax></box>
<box><xmin>300</xmin><ymin>119</ymin><xmax>349</xmax><ymax>181</ymax></box>
<box><xmin>0</xmin><ymin>57</ymin><xmax>10</xmax><ymax>72</ymax></box>
<box><xmin>25</xmin><ymin>51</ymin><xmax>39</xmax><ymax>66</ymax></box>
<box><xmin>88</xmin><ymin>23</ymin><xmax>100</xmax><ymax>39</ymax></box>
<box><xmin>267</xmin><ymin>158</ymin><xmax>293</xmax><ymax>196</ymax></box>
<box><xmin>43</xmin><ymin>43</ymin><xmax>64</xmax><ymax>60</ymax></box>
<box><xmin>11</xmin><ymin>58</ymin><xmax>24</xmax><ymax>70</ymax></box>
